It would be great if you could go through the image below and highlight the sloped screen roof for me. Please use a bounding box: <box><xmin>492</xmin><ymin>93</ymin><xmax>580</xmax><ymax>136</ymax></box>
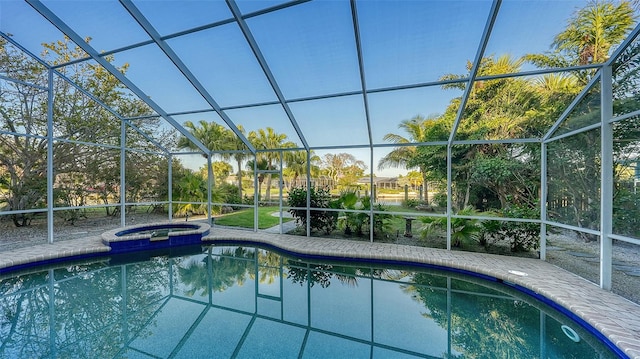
<box><xmin>0</xmin><ymin>0</ymin><xmax>637</xmax><ymax>155</ymax></box>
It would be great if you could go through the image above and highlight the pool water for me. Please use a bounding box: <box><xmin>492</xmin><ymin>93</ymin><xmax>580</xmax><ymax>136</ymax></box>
<box><xmin>0</xmin><ymin>245</ymin><xmax>618</xmax><ymax>358</ymax></box>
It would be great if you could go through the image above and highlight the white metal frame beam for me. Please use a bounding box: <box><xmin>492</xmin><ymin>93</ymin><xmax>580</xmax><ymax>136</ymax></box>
<box><xmin>446</xmin><ymin>0</ymin><xmax>502</xmax><ymax>249</ymax></box>
<box><xmin>225</xmin><ymin>0</ymin><xmax>309</xmax><ymax>151</ymax></box>
<box><xmin>349</xmin><ymin>0</ymin><xmax>375</xmax><ymax>242</ymax></box>
<box><xmin>447</xmin><ymin>0</ymin><xmax>502</xmax><ymax>143</ymax></box>
<box><xmin>119</xmin><ymin>0</ymin><xmax>257</xmax><ymax>155</ymax></box>
<box><xmin>600</xmin><ymin>65</ymin><xmax>613</xmax><ymax>290</ymax></box>
<box><xmin>26</xmin><ymin>0</ymin><xmax>211</xmax><ymax>156</ymax></box>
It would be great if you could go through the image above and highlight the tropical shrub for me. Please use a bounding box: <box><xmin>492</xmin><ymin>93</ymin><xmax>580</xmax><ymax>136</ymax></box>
<box><xmin>287</xmin><ymin>186</ymin><xmax>339</xmax><ymax>234</ymax></box>
<box><xmin>402</xmin><ymin>198</ymin><xmax>420</xmax><ymax>208</ymax></box>
<box><xmin>338</xmin><ymin>190</ymin><xmax>392</xmax><ymax>237</ymax></box>
<box><xmin>217</xmin><ymin>183</ymin><xmax>242</xmax><ymax>208</ymax></box>
<box><xmin>499</xmin><ymin>205</ymin><xmax>539</xmax><ymax>252</ymax></box>
<box><xmin>371</xmin><ymin>203</ymin><xmax>393</xmax><ymax>236</ymax></box>
<box><xmin>419</xmin><ymin>206</ymin><xmax>483</xmax><ymax>247</ymax></box>
<box><xmin>479</xmin><ymin>204</ymin><xmax>539</xmax><ymax>252</ymax></box>
<box><xmin>433</xmin><ymin>192</ymin><xmax>448</xmax><ymax>208</ymax></box>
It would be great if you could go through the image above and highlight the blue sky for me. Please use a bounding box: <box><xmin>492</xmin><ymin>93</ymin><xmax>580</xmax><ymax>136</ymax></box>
<box><xmin>0</xmin><ymin>0</ymin><xmax>591</xmax><ymax>176</ymax></box>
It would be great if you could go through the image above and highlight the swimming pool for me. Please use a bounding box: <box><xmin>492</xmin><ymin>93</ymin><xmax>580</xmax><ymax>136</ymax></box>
<box><xmin>0</xmin><ymin>244</ymin><xmax>619</xmax><ymax>358</ymax></box>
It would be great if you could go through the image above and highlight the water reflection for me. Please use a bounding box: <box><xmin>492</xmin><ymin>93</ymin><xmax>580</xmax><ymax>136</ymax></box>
<box><xmin>0</xmin><ymin>245</ymin><xmax>615</xmax><ymax>358</ymax></box>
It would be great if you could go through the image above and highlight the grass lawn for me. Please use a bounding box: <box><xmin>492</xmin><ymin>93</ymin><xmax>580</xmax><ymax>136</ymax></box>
<box><xmin>214</xmin><ymin>206</ymin><xmax>294</xmax><ymax>229</ymax></box>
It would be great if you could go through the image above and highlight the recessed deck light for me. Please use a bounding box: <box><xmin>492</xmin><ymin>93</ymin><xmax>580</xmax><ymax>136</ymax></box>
<box><xmin>508</xmin><ymin>270</ymin><xmax>528</xmax><ymax>276</ymax></box>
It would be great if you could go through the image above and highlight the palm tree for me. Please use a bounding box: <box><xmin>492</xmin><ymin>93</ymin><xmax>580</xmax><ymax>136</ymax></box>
<box><xmin>176</xmin><ymin>120</ymin><xmax>229</xmax><ymax>186</ymax></box>
<box><xmin>177</xmin><ymin>121</ymin><xmax>253</xmax><ymax>203</ymax></box>
<box><xmin>283</xmin><ymin>150</ymin><xmax>320</xmax><ymax>189</ymax></box>
<box><xmin>554</xmin><ymin>1</ymin><xmax>634</xmax><ymax>65</ymax></box>
<box><xmin>245</xmin><ymin>157</ymin><xmax>269</xmax><ymax>201</ymax></box>
<box><xmin>174</xmin><ymin>171</ymin><xmax>208</xmax><ymax>216</ymax></box>
<box><xmin>177</xmin><ymin>120</ymin><xmax>228</xmax><ymax>155</ymax></box>
<box><xmin>248</xmin><ymin>127</ymin><xmax>294</xmax><ymax>202</ymax></box>
<box><xmin>378</xmin><ymin>115</ymin><xmax>434</xmax><ymax>205</ymax></box>
<box><xmin>525</xmin><ymin>0</ymin><xmax>634</xmax><ymax>82</ymax></box>
<box><xmin>224</xmin><ymin>125</ymin><xmax>249</xmax><ymax>201</ymax></box>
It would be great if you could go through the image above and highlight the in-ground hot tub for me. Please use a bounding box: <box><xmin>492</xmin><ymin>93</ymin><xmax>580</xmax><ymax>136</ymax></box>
<box><xmin>101</xmin><ymin>222</ymin><xmax>210</xmax><ymax>253</ymax></box>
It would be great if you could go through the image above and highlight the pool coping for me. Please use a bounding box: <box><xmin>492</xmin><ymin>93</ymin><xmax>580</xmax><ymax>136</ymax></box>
<box><xmin>0</xmin><ymin>227</ymin><xmax>639</xmax><ymax>358</ymax></box>
<box><xmin>101</xmin><ymin>221</ymin><xmax>210</xmax><ymax>243</ymax></box>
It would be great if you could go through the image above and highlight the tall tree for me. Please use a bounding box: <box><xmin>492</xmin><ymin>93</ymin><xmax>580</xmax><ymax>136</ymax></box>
<box><xmin>248</xmin><ymin>127</ymin><xmax>295</xmax><ymax>202</ymax></box>
<box><xmin>412</xmin><ymin>55</ymin><xmax>544</xmax><ymax>210</ymax></box>
<box><xmin>378</xmin><ymin>115</ymin><xmax>439</xmax><ymax>205</ymax></box>
<box><xmin>525</xmin><ymin>0</ymin><xmax>635</xmax><ymax>82</ymax></box>
<box><xmin>283</xmin><ymin>150</ymin><xmax>320</xmax><ymax>189</ymax></box>
<box><xmin>245</xmin><ymin>157</ymin><xmax>269</xmax><ymax>200</ymax></box>
<box><xmin>0</xmin><ymin>37</ymin><xmax>160</xmax><ymax>226</ymax></box>
<box><xmin>225</xmin><ymin>124</ymin><xmax>249</xmax><ymax>201</ymax></box>
<box><xmin>177</xmin><ymin>120</ymin><xmax>251</xmax><ymax>202</ymax></box>
<box><xmin>321</xmin><ymin>153</ymin><xmax>366</xmax><ymax>190</ymax></box>
<box><xmin>176</xmin><ymin>120</ymin><xmax>228</xmax><ymax>187</ymax></box>
<box><xmin>524</xmin><ymin>0</ymin><xmax>636</xmax><ymax>235</ymax></box>
<box><xmin>554</xmin><ymin>0</ymin><xmax>634</xmax><ymax>64</ymax></box>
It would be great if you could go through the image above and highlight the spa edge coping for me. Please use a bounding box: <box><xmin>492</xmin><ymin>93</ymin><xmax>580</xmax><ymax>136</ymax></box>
<box><xmin>101</xmin><ymin>221</ymin><xmax>211</xmax><ymax>243</ymax></box>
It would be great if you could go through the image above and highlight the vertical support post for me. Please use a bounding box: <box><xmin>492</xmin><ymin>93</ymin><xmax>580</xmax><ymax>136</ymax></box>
<box><xmin>46</xmin><ymin>69</ymin><xmax>54</xmax><ymax>244</ymax></box>
<box><xmin>600</xmin><ymin>65</ymin><xmax>614</xmax><ymax>290</ymax></box>
<box><xmin>120</xmin><ymin>120</ymin><xmax>126</xmax><ymax>227</ymax></box>
<box><xmin>254</xmin><ymin>154</ymin><xmax>259</xmax><ymax>232</ymax></box>
<box><xmin>168</xmin><ymin>154</ymin><xmax>173</xmax><ymax>221</ymax></box>
<box><xmin>207</xmin><ymin>154</ymin><xmax>213</xmax><ymax>226</ymax></box>
<box><xmin>446</xmin><ymin>144</ymin><xmax>453</xmax><ymax>250</ymax></box>
<box><xmin>306</xmin><ymin>150</ymin><xmax>311</xmax><ymax>237</ymax></box>
<box><xmin>540</xmin><ymin>142</ymin><xmax>547</xmax><ymax>260</ymax></box>
<box><xmin>370</xmin><ymin>147</ymin><xmax>374</xmax><ymax>243</ymax></box>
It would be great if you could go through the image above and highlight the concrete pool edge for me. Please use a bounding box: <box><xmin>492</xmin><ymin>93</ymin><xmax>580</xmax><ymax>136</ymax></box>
<box><xmin>202</xmin><ymin>230</ymin><xmax>640</xmax><ymax>359</ymax></box>
<box><xmin>0</xmin><ymin>227</ymin><xmax>638</xmax><ymax>358</ymax></box>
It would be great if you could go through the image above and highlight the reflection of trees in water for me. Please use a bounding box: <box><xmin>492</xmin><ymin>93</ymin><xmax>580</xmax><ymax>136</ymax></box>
<box><xmin>257</xmin><ymin>250</ymin><xmax>282</xmax><ymax>285</ymax></box>
<box><xmin>287</xmin><ymin>263</ymin><xmax>334</xmax><ymax>288</ymax></box>
<box><xmin>0</xmin><ymin>270</ymin><xmax>50</xmax><ymax>358</ymax></box>
<box><xmin>210</xmin><ymin>247</ymin><xmax>255</xmax><ymax>292</ymax></box>
<box><xmin>285</xmin><ymin>260</ymin><xmax>386</xmax><ymax>288</ymax></box>
<box><xmin>177</xmin><ymin>247</ymin><xmax>255</xmax><ymax>296</ymax></box>
<box><xmin>0</xmin><ymin>258</ymin><xmax>171</xmax><ymax>358</ymax></box>
<box><xmin>408</xmin><ymin>272</ymin><xmax>537</xmax><ymax>359</ymax></box>
<box><xmin>177</xmin><ymin>258</ymin><xmax>208</xmax><ymax>297</ymax></box>
<box><xmin>0</xmin><ymin>249</ymin><xmax>611</xmax><ymax>358</ymax></box>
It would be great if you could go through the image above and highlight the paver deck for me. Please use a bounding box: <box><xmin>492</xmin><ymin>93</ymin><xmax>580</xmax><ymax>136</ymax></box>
<box><xmin>0</xmin><ymin>227</ymin><xmax>639</xmax><ymax>358</ymax></box>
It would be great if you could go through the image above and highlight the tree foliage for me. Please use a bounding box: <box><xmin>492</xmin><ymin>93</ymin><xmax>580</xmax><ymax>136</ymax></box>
<box><xmin>321</xmin><ymin>153</ymin><xmax>367</xmax><ymax>190</ymax></box>
<box><xmin>287</xmin><ymin>186</ymin><xmax>338</xmax><ymax>234</ymax></box>
<box><xmin>0</xmin><ymin>37</ymin><xmax>169</xmax><ymax>226</ymax></box>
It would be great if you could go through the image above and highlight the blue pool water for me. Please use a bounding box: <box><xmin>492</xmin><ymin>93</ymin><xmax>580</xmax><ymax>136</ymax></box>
<box><xmin>0</xmin><ymin>245</ymin><xmax>619</xmax><ymax>358</ymax></box>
